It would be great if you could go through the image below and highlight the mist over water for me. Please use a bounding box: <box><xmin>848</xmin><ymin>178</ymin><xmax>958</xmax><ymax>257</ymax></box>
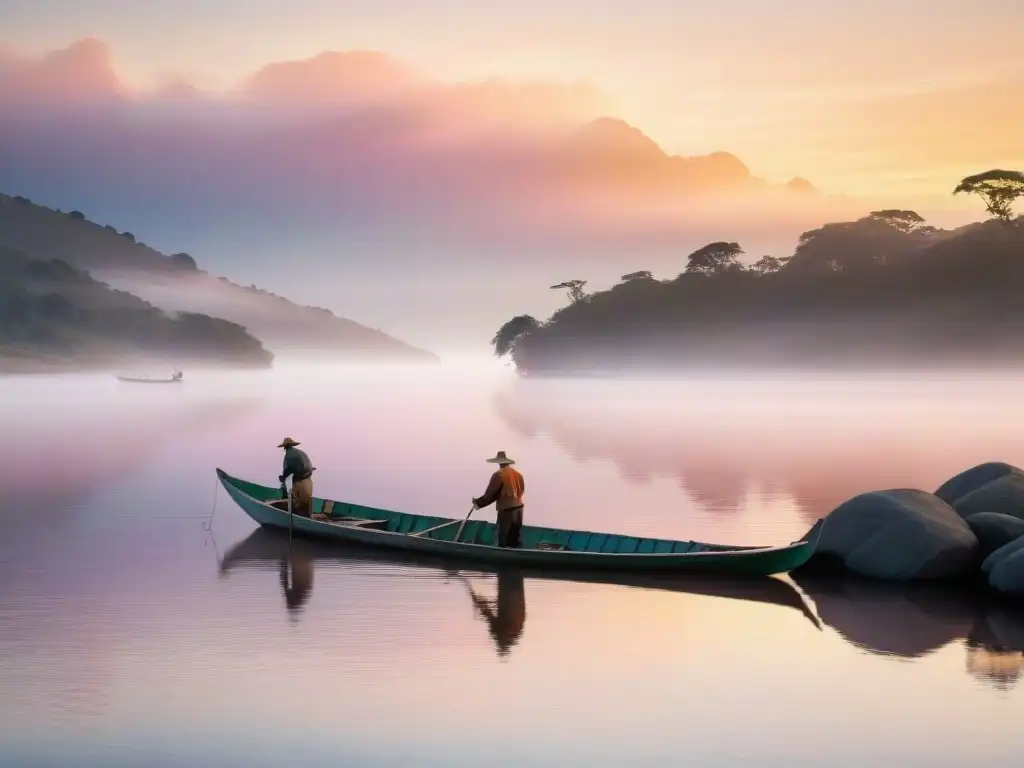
<box><xmin>2</xmin><ymin>362</ymin><xmax>1024</xmax><ymax>766</ymax></box>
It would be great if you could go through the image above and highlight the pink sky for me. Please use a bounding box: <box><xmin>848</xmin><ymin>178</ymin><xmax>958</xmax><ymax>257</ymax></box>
<box><xmin>2</xmin><ymin>0</ymin><xmax>1022</xmax><ymax>200</ymax></box>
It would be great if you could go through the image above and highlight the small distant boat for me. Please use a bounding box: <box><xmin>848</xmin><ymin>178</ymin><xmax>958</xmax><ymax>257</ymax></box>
<box><xmin>116</xmin><ymin>369</ymin><xmax>183</xmax><ymax>384</ymax></box>
<box><xmin>215</xmin><ymin>468</ymin><xmax>824</xmax><ymax>577</ymax></box>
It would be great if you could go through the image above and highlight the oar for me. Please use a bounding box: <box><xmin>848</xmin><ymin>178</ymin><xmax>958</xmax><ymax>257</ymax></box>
<box><xmin>409</xmin><ymin>519</ymin><xmax>461</xmax><ymax>538</ymax></box>
<box><xmin>281</xmin><ymin>480</ymin><xmax>293</xmax><ymax>542</ymax></box>
<box><xmin>453</xmin><ymin>504</ymin><xmax>477</xmax><ymax>544</ymax></box>
<box><xmin>410</xmin><ymin>505</ymin><xmax>478</xmax><ymax>541</ymax></box>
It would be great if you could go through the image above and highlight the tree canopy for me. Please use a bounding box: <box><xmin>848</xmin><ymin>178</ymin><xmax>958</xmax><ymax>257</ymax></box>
<box><xmin>684</xmin><ymin>241</ymin><xmax>744</xmax><ymax>275</ymax></box>
<box><xmin>491</xmin><ymin>315</ymin><xmax>541</xmax><ymax>357</ymax></box>
<box><xmin>954</xmin><ymin>170</ymin><xmax>1024</xmax><ymax>222</ymax></box>
<box><xmin>550</xmin><ymin>279</ymin><xmax>588</xmax><ymax>304</ymax></box>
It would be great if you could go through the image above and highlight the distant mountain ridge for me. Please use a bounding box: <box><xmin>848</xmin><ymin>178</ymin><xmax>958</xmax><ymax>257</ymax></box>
<box><xmin>0</xmin><ymin>244</ymin><xmax>272</xmax><ymax>372</ymax></box>
<box><xmin>0</xmin><ymin>193</ymin><xmax>438</xmax><ymax>362</ymax></box>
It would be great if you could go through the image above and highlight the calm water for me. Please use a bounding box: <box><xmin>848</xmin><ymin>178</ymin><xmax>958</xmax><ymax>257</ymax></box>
<box><xmin>2</xmin><ymin>363</ymin><xmax>1024</xmax><ymax>766</ymax></box>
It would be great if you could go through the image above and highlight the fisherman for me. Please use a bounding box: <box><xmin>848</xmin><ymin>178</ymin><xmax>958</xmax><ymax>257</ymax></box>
<box><xmin>472</xmin><ymin>450</ymin><xmax>525</xmax><ymax>548</ymax></box>
<box><xmin>278</xmin><ymin>437</ymin><xmax>315</xmax><ymax>518</ymax></box>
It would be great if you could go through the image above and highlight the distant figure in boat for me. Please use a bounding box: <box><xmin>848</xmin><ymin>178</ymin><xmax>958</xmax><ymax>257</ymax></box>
<box><xmin>278</xmin><ymin>437</ymin><xmax>315</xmax><ymax>518</ymax></box>
<box><xmin>171</xmin><ymin>369</ymin><xmax>182</xmax><ymax>380</ymax></box>
<box><xmin>472</xmin><ymin>451</ymin><xmax>525</xmax><ymax>548</ymax></box>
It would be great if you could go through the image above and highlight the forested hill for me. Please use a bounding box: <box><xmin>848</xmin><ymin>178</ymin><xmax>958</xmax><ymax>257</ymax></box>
<box><xmin>0</xmin><ymin>245</ymin><xmax>272</xmax><ymax>372</ymax></box>
<box><xmin>491</xmin><ymin>172</ymin><xmax>1024</xmax><ymax>376</ymax></box>
<box><xmin>0</xmin><ymin>194</ymin><xmax>438</xmax><ymax>362</ymax></box>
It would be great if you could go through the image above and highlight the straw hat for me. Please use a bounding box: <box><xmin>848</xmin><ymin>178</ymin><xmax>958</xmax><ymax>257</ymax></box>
<box><xmin>485</xmin><ymin>450</ymin><xmax>515</xmax><ymax>465</ymax></box>
<box><xmin>278</xmin><ymin>437</ymin><xmax>300</xmax><ymax>448</ymax></box>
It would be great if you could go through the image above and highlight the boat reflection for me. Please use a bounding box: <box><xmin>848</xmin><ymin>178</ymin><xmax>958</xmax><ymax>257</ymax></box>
<box><xmin>793</xmin><ymin>572</ymin><xmax>1024</xmax><ymax>691</ymax></box>
<box><xmin>219</xmin><ymin>527</ymin><xmax>823</xmax><ymax>655</ymax></box>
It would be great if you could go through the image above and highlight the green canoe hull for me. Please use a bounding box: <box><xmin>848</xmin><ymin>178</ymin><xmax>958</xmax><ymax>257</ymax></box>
<box><xmin>215</xmin><ymin>468</ymin><xmax>822</xmax><ymax>576</ymax></box>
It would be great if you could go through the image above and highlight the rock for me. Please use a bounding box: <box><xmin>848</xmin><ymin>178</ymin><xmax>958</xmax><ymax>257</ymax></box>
<box><xmin>989</xmin><ymin>549</ymin><xmax>1024</xmax><ymax>597</ymax></box>
<box><xmin>982</xmin><ymin>536</ymin><xmax>1024</xmax><ymax>575</ymax></box>
<box><xmin>964</xmin><ymin>512</ymin><xmax>1024</xmax><ymax>557</ymax></box>
<box><xmin>950</xmin><ymin>473</ymin><xmax>1024</xmax><ymax>521</ymax></box>
<box><xmin>811</xmin><ymin>489</ymin><xmax>979</xmax><ymax>581</ymax></box>
<box><xmin>935</xmin><ymin>462</ymin><xmax>1023</xmax><ymax>505</ymax></box>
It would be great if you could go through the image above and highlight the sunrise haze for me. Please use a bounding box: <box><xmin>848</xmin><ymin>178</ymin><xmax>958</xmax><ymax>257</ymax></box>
<box><xmin>2</xmin><ymin>0</ymin><xmax>1021</xmax><ymax>351</ymax></box>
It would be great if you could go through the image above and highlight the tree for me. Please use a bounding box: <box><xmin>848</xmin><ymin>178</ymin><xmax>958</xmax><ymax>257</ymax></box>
<box><xmin>550</xmin><ymin>279</ymin><xmax>588</xmax><ymax>304</ymax></box>
<box><xmin>170</xmin><ymin>252</ymin><xmax>198</xmax><ymax>270</ymax></box>
<box><xmin>751</xmin><ymin>255</ymin><xmax>787</xmax><ymax>275</ymax></box>
<box><xmin>620</xmin><ymin>270</ymin><xmax>653</xmax><ymax>283</ymax></box>
<box><xmin>121</xmin><ymin>232</ymin><xmax>136</xmax><ymax>242</ymax></box>
<box><xmin>787</xmin><ymin>217</ymin><xmax>918</xmax><ymax>274</ymax></box>
<box><xmin>954</xmin><ymin>169</ymin><xmax>1024</xmax><ymax>222</ymax></box>
<box><xmin>491</xmin><ymin>315</ymin><xmax>540</xmax><ymax>357</ymax></box>
<box><xmin>684</xmin><ymin>242</ymin><xmax>744</xmax><ymax>275</ymax></box>
<box><xmin>68</xmin><ymin>210</ymin><xmax>86</xmax><ymax>221</ymax></box>
<box><xmin>867</xmin><ymin>209</ymin><xmax>925</xmax><ymax>233</ymax></box>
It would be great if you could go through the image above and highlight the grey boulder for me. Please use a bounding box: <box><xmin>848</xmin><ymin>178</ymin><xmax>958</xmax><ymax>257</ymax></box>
<box><xmin>963</xmin><ymin>512</ymin><xmax>1024</xmax><ymax>558</ymax></box>
<box><xmin>981</xmin><ymin>536</ymin><xmax>1024</xmax><ymax>575</ymax></box>
<box><xmin>812</xmin><ymin>489</ymin><xmax>979</xmax><ymax>582</ymax></box>
<box><xmin>935</xmin><ymin>463</ymin><xmax>1024</xmax><ymax>521</ymax></box>
<box><xmin>989</xmin><ymin>549</ymin><xmax>1024</xmax><ymax>598</ymax></box>
<box><xmin>935</xmin><ymin>462</ymin><xmax>1023</xmax><ymax>505</ymax></box>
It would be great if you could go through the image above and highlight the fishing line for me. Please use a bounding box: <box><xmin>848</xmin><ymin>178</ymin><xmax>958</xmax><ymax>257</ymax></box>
<box><xmin>203</xmin><ymin>475</ymin><xmax>219</xmax><ymax>531</ymax></box>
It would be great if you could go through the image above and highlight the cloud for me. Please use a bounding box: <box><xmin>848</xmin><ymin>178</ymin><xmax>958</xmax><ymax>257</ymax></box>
<box><xmin>0</xmin><ymin>39</ymin><xmax>860</xmax><ymax>251</ymax></box>
<box><xmin>0</xmin><ymin>37</ymin><xmax>126</xmax><ymax>105</ymax></box>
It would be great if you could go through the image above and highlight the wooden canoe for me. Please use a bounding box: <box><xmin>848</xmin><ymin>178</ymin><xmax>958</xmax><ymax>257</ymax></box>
<box><xmin>216</xmin><ymin>468</ymin><xmax>823</xmax><ymax>576</ymax></box>
<box><xmin>218</xmin><ymin>525</ymin><xmax>823</xmax><ymax>628</ymax></box>
<box><xmin>116</xmin><ymin>375</ymin><xmax>183</xmax><ymax>384</ymax></box>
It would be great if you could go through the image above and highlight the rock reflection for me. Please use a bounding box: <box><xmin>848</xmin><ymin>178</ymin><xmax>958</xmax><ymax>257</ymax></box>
<box><xmin>792</xmin><ymin>572</ymin><xmax>1024</xmax><ymax>691</ymax></box>
<box><xmin>218</xmin><ymin>527</ymin><xmax>823</xmax><ymax>657</ymax></box>
<box><xmin>493</xmin><ymin>378</ymin><xmax>1024</xmax><ymax>522</ymax></box>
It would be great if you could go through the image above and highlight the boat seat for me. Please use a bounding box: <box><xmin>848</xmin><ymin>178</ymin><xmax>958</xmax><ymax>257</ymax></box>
<box><xmin>332</xmin><ymin>518</ymin><xmax>390</xmax><ymax>531</ymax></box>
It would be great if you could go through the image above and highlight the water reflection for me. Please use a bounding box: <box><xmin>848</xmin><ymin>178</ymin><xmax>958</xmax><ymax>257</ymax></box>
<box><xmin>793</xmin><ymin>573</ymin><xmax>1024</xmax><ymax>691</ymax></box>
<box><xmin>454</xmin><ymin>569</ymin><xmax>526</xmax><ymax>658</ymax></box>
<box><xmin>0</xmin><ymin>387</ymin><xmax>262</xmax><ymax>516</ymax></box>
<box><xmin>493</xmin><ymin>377</ymin><xmax>1024</xmax><ymax>521</ymax></box>
<box><xmin>279</xmin><ymin>549</ymin><xmax>315</xmax><ymax>616</ymax></box>
<box><xmin>218</xmin><ymin>526</ymin><xmax>823</xmax><ymax>659</ymax></box>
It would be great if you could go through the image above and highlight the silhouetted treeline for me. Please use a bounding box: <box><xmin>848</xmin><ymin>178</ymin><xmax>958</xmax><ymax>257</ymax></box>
<box><xmin>493</xmin><ymin>190</ymin><xmax>1024</xmax><ymax>374</ymax></box>
<box><xmin>0</xmin><ymin>246</ymin><xmax>273</xmax><ymax>370</ymax></box>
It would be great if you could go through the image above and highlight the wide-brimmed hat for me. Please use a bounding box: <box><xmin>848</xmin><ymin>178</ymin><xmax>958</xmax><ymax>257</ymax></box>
<box><xmin>485</xmin><ymin>450</ymin><xmax>515</xmax><ymax>465</ymax></box>
<box><xmin>278</xmin><ymin>437</ymin><xmax>300</xmax><ymax>448</ymax></box>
